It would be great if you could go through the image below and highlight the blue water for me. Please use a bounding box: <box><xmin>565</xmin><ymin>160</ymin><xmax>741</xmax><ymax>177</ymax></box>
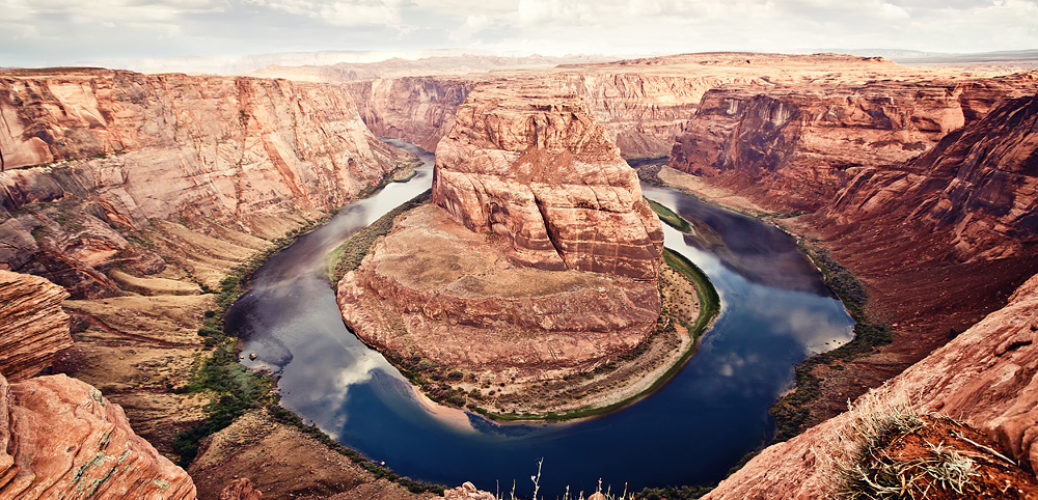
<box><xmin>228</xmin><ymin>141</ymin><xmax>854</xmax><ymax>496</ymax></box>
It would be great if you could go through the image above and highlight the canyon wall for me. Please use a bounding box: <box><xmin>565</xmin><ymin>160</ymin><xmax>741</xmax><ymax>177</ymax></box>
<box><xmin>0</xmin><ymin>68</ymin><xmax>412</xmax><ymax>297</ymax></box>
<box><xmin>346</xmin><ymin>77</ymin><xmax>472</xmax><ymax>152</ymax></box>
<box><xmin>664</xmin><ymin>73</ymin><xmax>1038</xmax><ymax>432</ymax></box>
<box><xmin>0</xmin><ymin>270</ymin><xmax>72</xmax><ymax>381</ymax></box>
<box><xmin>706</xmin><ymin>270</ymin><xmax>1038</xmax><ymax>499</ymax></box>
<box><xmin>0</xmin><ymin>372</ymin><xmax>196</xmax><ymax>498</ymax></box>
<box><xmin>431</xmin><ymin>82</ymin><xmax>664</xmax><ymax>280</ymax></box>
<box><xmin>342</xmin><ymin>53</ymin><xmax>933</xmax><ymax>161</ymax></box>
<box><xmin>668</xmin><ymin>77</ymin><xmax>1034</xmax><ymax>211</ymax></box>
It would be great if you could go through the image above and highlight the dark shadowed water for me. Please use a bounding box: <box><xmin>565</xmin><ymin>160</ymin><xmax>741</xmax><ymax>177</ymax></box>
<box><xmin>228</xmin><ymin>140</ymin><xmax>854</xmax><ymax>496</ymax></box>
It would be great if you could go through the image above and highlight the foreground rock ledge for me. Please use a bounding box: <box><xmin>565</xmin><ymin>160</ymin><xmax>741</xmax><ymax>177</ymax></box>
<box><xmin>0</xmin><ymin>372</ymin><xmax>196</xmax><ymax>498</ymax></box>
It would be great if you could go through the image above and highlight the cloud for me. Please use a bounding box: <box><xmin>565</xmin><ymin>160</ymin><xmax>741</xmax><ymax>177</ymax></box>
<box><xmin>245</xmin><ymin>0</ymin><xmax>405</xmax><ymax>27</ymax></box>
<box><xmin>2</xmin><ymin>0</ymin><xmax>1037</xmax><ymax>68</ymax></box>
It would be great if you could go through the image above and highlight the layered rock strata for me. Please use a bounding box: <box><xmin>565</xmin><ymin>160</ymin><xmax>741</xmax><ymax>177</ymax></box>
<box><xmin>706</xmin><ymin>271</ymin><xmax>1038</xmax><ymax>499</ymax></box>
<box><xmin>339</xmin><ymin>84</ymin><xmax>664</xmax><ymax>389</ymax></box>
<box><xmin>337</xmin><ymin>204</ymin><xmax>660</xmax><ymax>380</ymax></box>
<box><xmin>0</xmin><ymin>372</ymin><xmax>196</xmax><ymax>498</ymax></box>
<box><xmin>665</xmin><ymin>74</ymin><xmax>1038</xmax><ymax>431</ymax></box>
<box><xmin>431</xmin><ymin>83</ymin><xmax>664</xmax><ymax>280</ymax></box>
<box><xmin>668</xmin><ymin>76</ymin><xmax>1036</xmax><ymax>211</ymax></box>
<box><xmin>0</xmin><ymin>68</ymin><xmax>412</xmax><ymax>297</ymax></box>
<box><xmin>346</xmin><ymin>77</ymin><xmax>473</xmax><ymax>152</ymax></box>
<box><xmin>0</xmin><ymin>270</ymin><xmax>72</xmax><ymax>381</ymax></box>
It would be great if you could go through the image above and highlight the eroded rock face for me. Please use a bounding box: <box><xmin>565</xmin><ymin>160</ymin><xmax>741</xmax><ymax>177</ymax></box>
<box><xmin>825</xmin><ymin>93</ymin><xmax>1038</xmax><ymax>262</ymax></box>
<box><xmin>347</xmin><ymin>77</ymin><xmax>472</xmax><ymax>152</ymax></box>
<box><xmin>668</xmin><ymin>76</ymin><xmax>1036</xmax><ymax>211</ymax></box>
<box><xmin>0</xmin><ymin>68</ymin><xmax>411</xmax><ymax>297</ymax></box>
<box><xmin>337</xmin><ymin>205</ymin><xmax>660</xmax><ymax>380</ymax></box>
<box><xmin>432</xmin><ymin>83</ymin><xmax>664</xmax><ymax>280</ymax></box>
<box><xmin>706</xmin><ymin>271</ymin><xmax>1038</xmax><ymax>499</ymax></box>
<box><xmin>0</xmin><ymin>270</ymin><xmax>72</xmax><ymax>381</ymax></box>
<box><xmin>0</xmin><ymin>372</ymin><xmax>196</xmax><ymax>498</ymax></box>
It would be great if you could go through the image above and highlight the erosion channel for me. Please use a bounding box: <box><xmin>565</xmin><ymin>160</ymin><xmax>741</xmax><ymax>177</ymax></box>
<box><xmin>229</xmin><ymin>140</ymin><xmax>855</xmax><ymax>496</ymax></box>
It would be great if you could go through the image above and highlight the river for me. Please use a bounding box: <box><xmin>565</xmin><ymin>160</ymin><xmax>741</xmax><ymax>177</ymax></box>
<box><xmin>228</xmin><ymin>139</ymin><xmax>854</xmax><ymax>496</ymax></box>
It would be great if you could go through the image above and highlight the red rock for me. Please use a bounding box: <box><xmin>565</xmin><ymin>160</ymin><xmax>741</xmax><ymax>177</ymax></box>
<box><xmin>220</xmin><ymin>478</ymin><xmax>263</xmax><ymax>500</ymax></box>
<box><xmin>443</xmin><ymin>481</ymin><xmax>496</xmax><ymax>500</ymax></box>
<box><xmin>707</xmin><ymin>271</ymin><xmax>1038</xmax><ymax>499</ymax></box>
<box><xmin>0</xmin><ymin>372</ymin><xmax>196</xmax><ymax>498</ymax></box>
<box><xmin>0</xmin><ymin>68</ymin><xmax>413</xmax><ymax>297</ymax></box>
<box><xmin>432</xmin><ymin>83</ymin><xmax>664</xmax><ymax>280</ymax></box>
<box><xmin>0</xmin><ymin>270</ymin><xmax>72</xmax><ymax>381</ymax></box>
<box><xmin>337</xmin><ymin>205</ymin><xmax>660</xmax><ymax>380</ymax></box>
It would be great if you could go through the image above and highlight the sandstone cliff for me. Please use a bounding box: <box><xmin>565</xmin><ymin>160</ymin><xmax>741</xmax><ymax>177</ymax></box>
<box><xmin>663</xmin><ymin>73</ymin><xmax>1038</xmax><ymax>432</ymax></box>
<box><xmin>0</xmin><ymin>372</ymin><xmax>196</xmax><ymax>498</ymax></box>
<box><xmin>346</xmin><ymin>77</ymin><xmax>472</xmax><ymax>152</ymax></box>
<box><xmin>431</xmin><ymin>83</ymin><xmax>664</xmax><ymax>280</ymax></box>
<box><xmin>668</xmin><ymin>76</ymin><xmax>1035</xmax><ymax>211</ymax></box>
<box><xmin>706</xmin><ymin>270</ymin><xmax>1038</xmax><ymax>499</ymax></box>
<box><xmin>337</xmin><ymin>204</ymin><xmax>660</xmax><ymax>382</ymax></box>
<box><xmin>0</xmin><ymin>68</ymin><xmax>412</xmax><ymax>297</ymax></box>
<box><xmin>0</xmin><ymin>270</ymin><xmax>72</xmax><ymax>381</ymax></box>
<box><xmin>343</xmin><ymin>53</ymin><xmax>974</xmax><ymax>161</ymax></box>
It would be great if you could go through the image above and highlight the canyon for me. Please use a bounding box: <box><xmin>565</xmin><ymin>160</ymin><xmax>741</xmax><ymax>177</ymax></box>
<box><xmin>1</xmin><ymin>50</ymin><xmax>1037</xmax><ymax>498</ymax></box>
<box><xmin>335</xmin><ymin>83</ymin><xmax>694</xmax><ymax>416</ymax></box>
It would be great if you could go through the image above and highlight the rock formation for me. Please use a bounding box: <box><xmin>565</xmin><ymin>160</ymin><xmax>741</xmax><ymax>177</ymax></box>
<box><xmin>0</xmin><ymin>67</ymin><xmax>413</xmax><ymax>297</ymax></box>
<box><xmin>338</xmin><ymin>83</ymin><xmax>665</xmax><ymax>396</ymax></box>
<box><xmin>337</xmin><ymin>204</ymin><xmax>660</xmax><ymax>380</ymax></box>
<box><xmin>0</xmin><ymin>270</ymin><xmax>72</xmax><ymax>381</ymax></box>
<box><xmin>343</xmin><ymin>53</ymin><xmax>982</xmax><ymax>161</ymax></box>
<box><xmin>219</xmin><ymin>478</ymin><xmax>263</xmax><ymax>500</ymax></box>
<box><xmin>347</xmin><ymin>77</ymin><xmax>472</xmax><ymax>152</ymax></box>
<box><xmin>668</xmin><ymin>76</ymin><xmax>1036</xmax><ymax>211</ymax></box>
<box><xmin>431</xmin><ymin>83</ymin><xmax>664</xmax><ymax>280</ymax></box>
<box><xmin>664</xmin><ymin>71</ymin><xmax>1038</xmax><ymax>431</ymax></box>
<box><xmin>706</xmin><ymin>270</ymin><xmax>1038</xmax><ymax>499</ymax></box>
<box><xmin>0</xmin><ymin>372</ymin><xmax>196</xmax><ymax>498</ymax></box>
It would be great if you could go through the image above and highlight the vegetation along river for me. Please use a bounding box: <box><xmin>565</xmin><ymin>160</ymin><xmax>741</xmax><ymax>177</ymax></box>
<box><xmin>228</xmin><ymin>139</ymin><xmax>855</xmax><ymax>496</ymax></box>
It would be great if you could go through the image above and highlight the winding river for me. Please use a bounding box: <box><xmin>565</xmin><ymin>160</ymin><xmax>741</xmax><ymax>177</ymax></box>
<box><xmin>228</xmin><ymin>140</ymin><xmax>854</xmax><ymax>496</ymax></box>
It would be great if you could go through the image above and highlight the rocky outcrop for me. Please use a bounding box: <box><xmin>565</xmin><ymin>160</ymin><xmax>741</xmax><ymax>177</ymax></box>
<box><xmin>0</xmin><ymin>372</ymin><xmax>196</xmax><ymax>498</ymax></box>
<box><xmin>664</xmin><ymin>73</ymin><xmax>1038</xmax><ymax>432</ymax></box>
<box><xmin>668</xmin><ymin>76</ymin><xmax>1036</xmax><ymax>211</ymax></box>
<box><xmin>342</xmin><ymin>53</ymin><xmax>963</xmax><ymax>161</ymax></box>
<box><xmin>706</xmin><ymin>271</ymin><xmax>1038</xmax><ymax>499</ymax></box>
<box><xmin>346</xmin><ymin>77</ymin><xmax>472</xmax><ymax>152</ymax></box>
<box><xmin>0</xmin><ymin>68</ymin><xmax>412</xmax><ymax>297</ymax></box>
<box><xmin>189</xmin><ymin>411</ymin><xmax>425</xmax><ymax>500</ymax></box>
<box><xmin>443</xmin><ymin>482</ymin><xmax>495</xmax><ymax>500</ymax></box>
<box><xmin>220</xmin><ymin>478</ymin><xmax>263</xmax><ymax>500</ymax></box>
<box><xmin>0</xmin><ymin>270</ymin><xmax>72</xmax><ymax>381</ymax></box>
<box><xmin>337</xmin><ymin>204</ymin><xmax>660</xmax><ymax>380</ymax></box>
<box><xmin>432</xmin><ymin>83</ymin><xmax>664</xmax><ymax>280</ymax></box>
<box><xmin>824</xmin><ymin>93</ymin><xmax>1038</xmax><ymax>262</ymax></box>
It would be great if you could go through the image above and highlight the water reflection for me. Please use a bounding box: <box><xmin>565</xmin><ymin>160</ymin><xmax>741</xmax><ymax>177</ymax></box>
<box><xmin>229</xmin><ymin>141</ymin><xmax>854</xmax><ymax>496</ymax></box>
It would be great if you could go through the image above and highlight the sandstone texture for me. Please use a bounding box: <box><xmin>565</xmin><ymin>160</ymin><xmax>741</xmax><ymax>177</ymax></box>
<box><xmin>341</xmin><ymin>53</ymin><xmax>1002</xmax><ymax>160</ymax></box>
<box><xmin>432</xmin><ymin>83</ymin><xmax>664</xmax><ymax>280</ymax></box>
<box><xmin>668</xmin><ymin>74</ymin><xmax>1036</xmax><ymax>212</ymax></box>
<box><xmin>0</xmin><ymin>270</ymin><xmax>72</xmax><ymax>381</ymax></box>
<box><xmin>347</xmin><ymin>77</ymin><xmax>472</xmax><ymax>152</ymax></box>
<box><xmin>663</xmin><ymin>70</ymin><xmax>1038</xmax><ymax>431</ymax></box>
<box><xmin>219</xmin><ymin>478</ymin><xmax>263</xmax><ymax>500</ymax></box>
<box><xmin>706</xmin><ymin>271</ymin><xmax>1038</xmax><ymax>499</ymax></box>
<box><xmin>337</xmin><ymin>204</ymin><xmax>660</xmax><ymax>380</ymax></box>
<box><xmin>189</xmin><ymin>411</ymin><xmax>429</xmax><ymax>500</ymax></box>
<box><xmin>0</xmin><ymin>372</ymin><xmax>196</xmax><ymax>498</ymax></box>
<box><xmin>0</xmin><ymin>67</ymin><xmax>413</xmax><ymax>298</ymax></box>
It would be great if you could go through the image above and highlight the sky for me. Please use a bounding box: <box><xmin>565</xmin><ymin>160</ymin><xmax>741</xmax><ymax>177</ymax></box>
<box><xmin>2</xmin><ymin>0</ymin><xmax>1037</xmax><ymax>69</ymax></box>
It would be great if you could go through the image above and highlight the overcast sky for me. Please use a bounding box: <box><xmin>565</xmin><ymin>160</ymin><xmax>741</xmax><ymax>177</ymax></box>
<box><xmin>2</xmin><ymin>0</ymin><xmax>1037</xmax><ymax>69</ymax></box>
